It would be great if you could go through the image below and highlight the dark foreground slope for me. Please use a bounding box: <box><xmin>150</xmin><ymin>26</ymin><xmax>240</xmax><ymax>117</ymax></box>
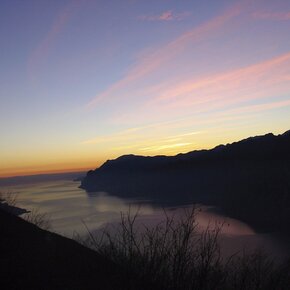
<box><xmin>81</xmin><ymin>131</ymin><xmax>290</xmax><ymax>232</ymax></box>
<box><xmin>0</xmin><ymin>209</ymin><xmax>124</xmax><ymax>290</ymax></box>
<box><xmin>2</xmin><ymin>210</ymin><xmax>290</xmax><ymax>290</ymax></box>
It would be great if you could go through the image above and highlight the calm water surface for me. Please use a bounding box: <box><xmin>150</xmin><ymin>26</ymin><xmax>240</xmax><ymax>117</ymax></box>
<box><xmin>1</xmin><ymin>179</ymin><xmax>289</xmax><ymax>259</ymax></box>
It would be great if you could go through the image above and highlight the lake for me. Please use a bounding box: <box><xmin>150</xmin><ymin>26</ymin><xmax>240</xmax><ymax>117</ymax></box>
<box><xmin>1</xmin><ymin>177</ymin><xmax>289</xmax><ymax>260</ymax></box>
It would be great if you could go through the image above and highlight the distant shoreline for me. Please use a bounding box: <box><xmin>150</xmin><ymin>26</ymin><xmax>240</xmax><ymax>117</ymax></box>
<box><xmin>0</xmin><ymin>171</ymin><xmax>86</xmax><ymax>186</ymax></box>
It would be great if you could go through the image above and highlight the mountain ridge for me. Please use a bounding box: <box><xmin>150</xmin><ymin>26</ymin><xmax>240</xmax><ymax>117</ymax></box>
<box><xmin>81</xmin><ymin>130</ymin><xmax>290</xmax><ymax>233</ymax></box>
<box><xmin>87</xmin><ymin>131</ymin><xmax>289</xmax><ymax>174</ymax></box>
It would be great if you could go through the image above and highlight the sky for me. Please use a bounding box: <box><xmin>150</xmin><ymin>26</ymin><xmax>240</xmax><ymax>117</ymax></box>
<box><xmin>1</xmin><ymin>0</ymin><xmax>290</xmax><ymax>177</ymax></box>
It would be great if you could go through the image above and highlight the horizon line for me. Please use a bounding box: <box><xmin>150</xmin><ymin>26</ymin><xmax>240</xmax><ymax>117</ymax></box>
<box><xmin>1</xmin><ymin>129</ymin><xmax>288</xmax><ymax>179</ymax></box>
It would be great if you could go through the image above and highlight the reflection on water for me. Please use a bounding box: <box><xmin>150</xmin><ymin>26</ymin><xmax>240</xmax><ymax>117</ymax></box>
<box><xmin>1</xmin><ymin>180</ymin><xmax>157</xmax><ymax>236</ymax></box>
<box><xmin>1</xmin><ymin>179</ymin><xmax>289</xmax><ymax>259</ymax></box>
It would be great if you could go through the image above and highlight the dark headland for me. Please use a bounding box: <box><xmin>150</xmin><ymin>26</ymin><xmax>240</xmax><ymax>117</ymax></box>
<box><xmin>81</xmin><ymin>130</ymin><xmax>290</xmax><ymax>234</ymax></box>
<box><xmin>0</xmin><ymin>208</ymin><xmax>126</xmax><ymax>290</ymax></box>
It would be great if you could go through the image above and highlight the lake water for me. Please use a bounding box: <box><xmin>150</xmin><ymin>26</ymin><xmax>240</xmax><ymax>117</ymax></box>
<box><xmin>1</xmin><ymin>178</ymin><xmax>289</xmax><ymax>260</ymax></box>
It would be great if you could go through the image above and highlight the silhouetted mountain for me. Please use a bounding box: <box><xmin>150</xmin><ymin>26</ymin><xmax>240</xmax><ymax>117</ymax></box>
<box><xmin>81</xmin><ymin>131</ymin><xmax>290</xmax><ymax>233</ymax></box>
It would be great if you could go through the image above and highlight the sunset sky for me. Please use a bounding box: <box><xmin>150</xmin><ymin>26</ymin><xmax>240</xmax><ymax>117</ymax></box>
<box><xmin>1</xmin><ymin>0</ymin><xmax>290</xmax><ymax>177</ymax></box>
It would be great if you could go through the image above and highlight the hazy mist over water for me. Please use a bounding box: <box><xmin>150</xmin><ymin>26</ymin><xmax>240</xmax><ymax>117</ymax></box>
<box><xmin>1</xmin><ymin>177</ymin><xmax>289</xmax><ymax>259</ymax></box>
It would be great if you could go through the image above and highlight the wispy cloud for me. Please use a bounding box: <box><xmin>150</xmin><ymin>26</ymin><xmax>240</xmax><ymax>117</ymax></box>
<box><xmin>139</xmin><ymin>10</ymin><xmax>191</xmax><ymax>22</ymax></box>
<box><xmin>83</xmin><ymin>1</ymin><xmax>290</xmax><ymax>157</ymax></box>
<box><xmin>82</xmin><ymin>89</ymin><xmax>290</xmax><ymax>155</ymax></box>
<box><xmin>86</xmin><ymin>2</ymin><xmax>242</xmax><ymax>108</ymax></box>
<box><xmin>82</xmin><ymin>128</ymin><xmax>203</xmax><ymax>155</ymax></box>
<box><xmin>253</xmin><ymin>11</ymin><xmax>290</xmax><ymax>21</ymax></box>
<box><xmin>151</xmin><ymin>51</ymin><xmax>290</xmax><ymax>108</ymax></box>
<box><xmin>110</xmin><ymin>50</ymin><xmax>290</xmax><ymax>126</ymax></box>
<box><xmin>82</xmin><ymin>126</ymin><xmax>202</xmax><ymax>145</ymax></box>
<box><xmin>139</xmin><ymin>142</ymin><xmax>192</xmax><ymax>152</ymax></box>
<box><xmin>27</xmin><ymin>0</ymin><xmax>84</xmax><ymax>81</ymax></box>
<box><xmin>219</xmin><ymin>99</ymin><xmax>290</xmax><ymax>116</ymax></box>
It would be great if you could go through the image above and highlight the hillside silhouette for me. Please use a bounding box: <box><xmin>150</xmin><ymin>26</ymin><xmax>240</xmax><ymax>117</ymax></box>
<box><xmin>0</xmin><ymin>208</ymin><xmax>127</xmax><ymax>289</ymax></box>
<box><xmin>81</xmin><ymin>131</ymin><xmax>290</xmax><ymax>233</ymax></box>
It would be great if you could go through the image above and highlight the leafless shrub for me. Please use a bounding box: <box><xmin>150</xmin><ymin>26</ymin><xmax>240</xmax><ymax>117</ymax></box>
<box><xmin>0</xmin><ymin>191</ymin><xmax>18</xmax><ymax>212</ymax></box>
<box><xmin>22</xmin><ymin>209</ymin><xmax>51</xmax><ymax>231</ymax></box>
<box><xmin>84</xmin><ymin>207</ymin><xmax>222</xmax><ymax>289</ymax></box>
<box><xmin>0</xmin><ymin>191</ymin><xmax>51</xmax><ymax>230</ymax></box>
<box><xmin>84</xmin><ymin>206</ymin><xmax>290</xmax><ymax>290</ymax></box>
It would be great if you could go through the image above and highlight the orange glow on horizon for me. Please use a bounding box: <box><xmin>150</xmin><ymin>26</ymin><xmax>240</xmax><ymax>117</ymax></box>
<box><xmin>1</xmin><ymin>126</ymin><xmax>289</xmax><ymax>179</ymax></box>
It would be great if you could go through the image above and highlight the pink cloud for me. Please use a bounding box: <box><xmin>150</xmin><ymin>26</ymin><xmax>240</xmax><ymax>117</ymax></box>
<box><xmin>148</xmin><ymin>52</ymin><xmax>290</xmax><ymax>117</ymax></box>
<box><xmin>111</xmin><ymin>51</ymin><xmax>290</xmax><ymax>125</ymax></box>
<box><xmin>154</xmin><ymin>51</ymin><xmax>290</xmax><ymax>104</ymax></box>
<box><xmin>87</xmin><ymin>2</ymin><xmax>242</xmax><ymax>108</ymax></box>
<box><xmin>139</xmin><ymin>10</ymin><xmax>191</xmax><ymax>22</ymax></box>
<box><xmin>253</xmin><ymin>11</ymin><xmax>290</xmax><ymax>21</ymax></box>
<box><xmin>220</xmin><ymin>99</ymin><xmax>290</xmax><ymax>116</ymax></box>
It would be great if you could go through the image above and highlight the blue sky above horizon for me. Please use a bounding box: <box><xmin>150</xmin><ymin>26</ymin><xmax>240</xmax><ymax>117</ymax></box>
<box><xmin>1</xmin><ymin>0</ymin><xmax>290</xmax><ymax>177</ymax></box>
